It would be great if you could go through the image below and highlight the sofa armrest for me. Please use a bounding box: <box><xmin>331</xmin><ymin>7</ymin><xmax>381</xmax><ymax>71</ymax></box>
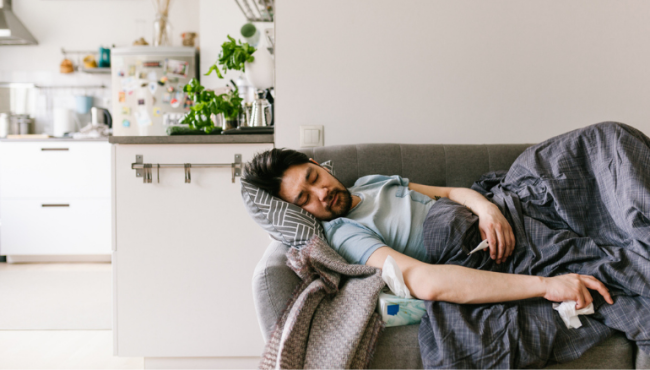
<box><xmin>252</xmin><ymin>240</ymin><xmax>301</xmax><ymax>342</ymax></box>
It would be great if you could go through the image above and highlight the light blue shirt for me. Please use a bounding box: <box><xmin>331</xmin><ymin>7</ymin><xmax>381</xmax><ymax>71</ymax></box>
<box><xmin>322</xmin><ymin>175</ymin><xmax>436</xmax><ymax>265</ymax></box>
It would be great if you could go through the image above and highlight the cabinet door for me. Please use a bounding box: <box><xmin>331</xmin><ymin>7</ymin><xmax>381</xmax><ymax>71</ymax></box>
<box><xmin>113</xmin><ymin>143</ymin><xmax>273</xmax><ymax>357</ymax></box>
<box><xmin>0</xmin><ymin>141</ymin><xmax>111</xmax><ymax>199</ymax></box>
<box><xmin>1</xmin><ymin>198</ymin><xmax>111</xmax><ymax>255</ymax></box>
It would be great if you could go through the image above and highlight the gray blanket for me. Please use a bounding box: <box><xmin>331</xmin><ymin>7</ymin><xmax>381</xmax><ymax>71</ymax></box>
<box><xmin>259</xmin><ymin>236</ymin><xmax>385</xmax><ymax>369</ymax></box>
<box><xmin>418</xmin><ymin>122</ymin><xmax>650</xmax><ymax>368</ymax></box>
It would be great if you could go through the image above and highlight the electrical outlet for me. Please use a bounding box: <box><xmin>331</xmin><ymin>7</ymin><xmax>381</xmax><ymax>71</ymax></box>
<box><xmin>300</xmin><ymin>125</ymin><xmax>324</xmax><ymax>147</ymax></box>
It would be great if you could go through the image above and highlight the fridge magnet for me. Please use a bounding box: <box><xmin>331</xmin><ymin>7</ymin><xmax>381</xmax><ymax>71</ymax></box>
<box><xmin>117</xmin><ymin>69</ymin><xmax>125</xmax><ymax>77</ymax></box>
<box><xmin>152</xmin><ymin>97</ymin><xmax>157</xmax><ymax>105</ymax></box>
<box><xmin>167</xmin><ymin>85</ymin><xmax>175</xmax><ymax>93</ymax></box>
<box><xmin>158</xmin><ymin>76</ymin><xmax>168</xmax><ymax>86</ymax></box>
<box><xmin>143</xmin><ymin>61</ymin><xmax>162</xmax><ymax>68</ymax></box>
<box><xmin>164</xmin><ymin>59</ymin><xmax>189</xmax><ymax>77</ymax></box>
<box><xmin>122</xmin><ymin>119</ymin><xmax>131</xmax><ymax>128</ymax></box>
<box><xmin>135</xmin><ymin>59</ymin><xmax>142</xmax><ymax>67</ymax></box>
<box><xmin>170</xmin><ymin>96</ymin><xmax>180</xmax><ymax>108</ymax></box>
<box><xmin>153</xmin><ymin>106</ymin><xmax>162</xmax><ymax>117</ymax></box>
<box><xmin>121</xmin><ymin>106</ymin><xmax>131</xmax><ymax>115</ymax></box>
<box><xmin>138</xmin><ymin>98</ymin><xmax>145</xmax><ymax>105</ymax></box>
<box><xmin>183</xmin><ymin>95</ymin><xmax>193</xmax><ymax>110</ymax></box>
<box><xmin>148</xmin><ymin>82</ymin><xmax>158</xmax><ymax>95</ymax></box>
<box><xmin>147</xmin><ymin>71</ymin><xmax>157</xmax><ymax>81</ymax></box>
<box><xmin>118</xmin><ymin>91</ymin><xmax>126</xmax><ymax>103</ymax></box>
<box><xmin>135</xmin><ymin>111</ymin><xmax>152</xmax><ymax>126</ymax></box>
<box><xmin>162</xmin><ymin>92</ymin><xmax>171</xmax><ymax>104</ymax></box>
<box><xmin>128</xmin><ymin>65</ymin><xmax>136</xmax><ymax>76</ymax></box>
<box><xmin>168</xmin><ymin>77</ymin><xmax>179</xmax><ymax>84</ymax></box>
<box><xmin>138</xmin><ymin>71</ymin><xmax>148</xmax><ymax>79</ymax></box>
<box><xmin>121</xmin><ymin>77</ymin><xmax>136</xmax><ymax>93</ymax></box>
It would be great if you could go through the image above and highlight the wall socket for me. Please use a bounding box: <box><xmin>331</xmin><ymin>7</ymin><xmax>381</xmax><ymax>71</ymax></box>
<box><xmin>300</xmin><ymin>125</ymin><xmax>324</xmax><ymax>147</ymax></box>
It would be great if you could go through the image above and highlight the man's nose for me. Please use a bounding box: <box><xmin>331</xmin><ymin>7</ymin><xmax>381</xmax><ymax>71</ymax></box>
<box><xmin>317</xmin><ymin>186</ymin><xmax>330</xmax><ymax>202</ymax></box>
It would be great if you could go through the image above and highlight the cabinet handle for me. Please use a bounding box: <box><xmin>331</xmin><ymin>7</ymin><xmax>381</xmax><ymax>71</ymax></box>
<box><xmin>41</xmin><ymin>148</ymin><xmax>69</xmax><ymax>151</ymax></box>
<box><xmin>42</xmin><ymin>204</ymin><xmax>70</xmax><ymax>207</ymax></box>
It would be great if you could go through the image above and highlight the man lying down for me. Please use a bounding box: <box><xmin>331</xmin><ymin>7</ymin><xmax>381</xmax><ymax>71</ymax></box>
<box><xmin>243</xmin><ymin>121</ymin><xmax>650</xmax><ymax>368</ymax></box>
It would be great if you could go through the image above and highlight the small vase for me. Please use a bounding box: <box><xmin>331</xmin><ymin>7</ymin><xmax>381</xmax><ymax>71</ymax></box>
<box><xmin>153</xmin><ymin>14</ymin><xmax>173</xmax><ymax>46</ymax></box>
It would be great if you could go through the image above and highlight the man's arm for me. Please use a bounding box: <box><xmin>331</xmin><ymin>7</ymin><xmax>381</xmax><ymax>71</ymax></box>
<box><xmin>409</xmin><ymin>183</ymin><xmax>515</xmax><ymax>264</ymax></box>
<box><xmin>366</xmin><ymin>246</ymin><xmax>613</xmax><ymax>309</ymax></box>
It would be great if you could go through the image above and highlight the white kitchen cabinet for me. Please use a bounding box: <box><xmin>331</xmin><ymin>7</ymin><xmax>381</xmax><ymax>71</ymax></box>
<box><xmin>112</xmin><ymin>141</ymin><xmax>273</xmax><ymax>361</ymax></box>
<box><xmin>0</xmin><ymin>140</ymin><xmax>111</xmax><ymax>257</ymax></box>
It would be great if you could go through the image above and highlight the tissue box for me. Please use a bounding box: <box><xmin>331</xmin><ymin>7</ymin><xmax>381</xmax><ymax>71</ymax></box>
<box><xmin>377</xmin><ymin>291</ymin><xmax>426</xmax><ymax>327</ymax></box>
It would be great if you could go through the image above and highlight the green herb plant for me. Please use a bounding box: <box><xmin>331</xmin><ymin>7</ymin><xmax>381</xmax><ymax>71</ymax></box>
<box><xmin>179</xmin><ymin>35</ymin><xmax>254</xmax><ymax>134</ymax></box>
<box><xmin>180</xmin><ymin>78</ymin><xmax>243</xmax><ymax>134</ymax></box>
<box><xmin>204</xmin><ymin>35</ymin><xmax>256</xmax><ymax>78</ymax></box>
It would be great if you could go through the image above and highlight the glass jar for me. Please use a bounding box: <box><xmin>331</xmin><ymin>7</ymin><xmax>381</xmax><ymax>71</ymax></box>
<box><xmin>153</xmin><ymin>14</ymin><xmax>173</xmax><ymax>47</ymax></box>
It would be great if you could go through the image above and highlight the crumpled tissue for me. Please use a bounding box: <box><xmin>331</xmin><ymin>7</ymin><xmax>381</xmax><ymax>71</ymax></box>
<box><xmin>381</xmin><ymin>255</ymin><xmax>412</xmax><ymax>299</ymax></box>
<box><xmin>552</xmin><ymin>301</ymin><xmax>594</xmax><ymax>329</ymax></box>
<box><xmin>377</xmin><ymin>256</ymin><xmax>426</xmax><ymax>327</ymax></box>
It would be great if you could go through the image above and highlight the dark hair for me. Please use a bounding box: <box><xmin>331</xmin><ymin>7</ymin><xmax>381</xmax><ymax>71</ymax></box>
<box><xmin>243</xmin><ymin>148</ymin><xmax>310</xmax><ymax>197</ymax></box>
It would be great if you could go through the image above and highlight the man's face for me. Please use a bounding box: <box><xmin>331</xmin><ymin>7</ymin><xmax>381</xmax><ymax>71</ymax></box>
<box><xmin>278</xmin><ymin>161</ymin><xmax>352</xmax><ymax>221</ymax></box>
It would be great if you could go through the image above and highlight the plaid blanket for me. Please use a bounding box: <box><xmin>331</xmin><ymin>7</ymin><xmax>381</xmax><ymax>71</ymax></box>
<box><xmin>419</xmin><ymin>122</ymin><xmax>650</xmax><ymax>368</ymax></box>
<box><xmin>259</xmin><ymin>236</ymin><xmax>385</xmax><ymax>369</ymax></box>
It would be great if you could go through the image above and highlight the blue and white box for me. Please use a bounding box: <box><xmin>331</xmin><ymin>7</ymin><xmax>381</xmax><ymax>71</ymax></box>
<box><xmin>377</xmin><ymin>290</ymin><xmax>426</xmax><ymax>327</ymax></box>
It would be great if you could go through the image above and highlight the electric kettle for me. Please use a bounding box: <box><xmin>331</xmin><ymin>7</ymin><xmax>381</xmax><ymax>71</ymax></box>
<box><xmin>90</xmin><ymin>107</ymin><xmax>112</xmax><ymax>128</ymax></box>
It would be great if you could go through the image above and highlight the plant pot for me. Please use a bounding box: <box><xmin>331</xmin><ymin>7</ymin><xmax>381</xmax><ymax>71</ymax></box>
<box><xmin>244</xmin><ymin>48</ymin><xmax>274</xmax><ymax>90</ymax></box>
<box><xmin>221</xmin><ymin>114</ymin><xmax>238</xmax><ymax>131</ymax></box>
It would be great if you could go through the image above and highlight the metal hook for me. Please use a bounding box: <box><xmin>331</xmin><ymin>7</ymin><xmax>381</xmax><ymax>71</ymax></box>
<box><xmin>143</xmin><ymin>164</ymin><xmax>152</xmax><ymax>183</ymax></box>
<box><xmin>184</xmin><ymin>163</ymin><xmax>191</xmax><ymax>183</ymax></box>
<box><xmin>157</xmin><ymin>164</ymin><xmax>160</xmax><ymax>183</ymax></box>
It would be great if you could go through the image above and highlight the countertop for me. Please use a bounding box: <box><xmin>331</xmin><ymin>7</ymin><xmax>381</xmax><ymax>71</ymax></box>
<box><xmin>108</xmin><ymin>134</ymin><xmax>274</xmax><ymax>144</ymax></box>
<box><xmin>0</xmin><ymin>137</ymin><xmax>109</xmax><ymax>142</ymax></box>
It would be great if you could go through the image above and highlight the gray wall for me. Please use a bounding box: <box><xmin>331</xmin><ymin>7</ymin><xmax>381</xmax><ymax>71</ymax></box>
<box><xmin>275</xmin><ymin>0</ymin><xmax>650</xmax><ymax>148</ymax></box>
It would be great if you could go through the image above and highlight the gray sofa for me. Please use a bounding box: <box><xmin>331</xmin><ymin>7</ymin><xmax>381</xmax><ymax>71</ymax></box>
<box><xmin>252</xmin><ymin>143</ymin><xmax>650</xmax><ymax>369</ymax></box>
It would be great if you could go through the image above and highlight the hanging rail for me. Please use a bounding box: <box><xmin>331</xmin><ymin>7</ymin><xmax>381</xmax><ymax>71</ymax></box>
<box><xmin>131</xmin><ymin>154</ymin><xmax>242</xmax><ymax>183</ymax></box>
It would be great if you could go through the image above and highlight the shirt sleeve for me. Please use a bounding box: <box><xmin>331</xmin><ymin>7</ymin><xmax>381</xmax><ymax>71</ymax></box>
<box><xmin>323</xmin><ymin>219</ymin><xmax>386</xmax><ymax>265</ymax></box>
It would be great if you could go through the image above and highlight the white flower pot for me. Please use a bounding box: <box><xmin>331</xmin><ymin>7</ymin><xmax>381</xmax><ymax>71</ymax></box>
<box><xmin>244</xmin><ymin>48</ymin><xmax>274</xmax><ymax>90</ymax></box>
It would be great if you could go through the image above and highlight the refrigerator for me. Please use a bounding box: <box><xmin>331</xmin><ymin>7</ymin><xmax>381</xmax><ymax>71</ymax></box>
<box><xmin>111</xmin><ymin>47</ymin><xmax>199</xmax><ymax>136</ymax></box>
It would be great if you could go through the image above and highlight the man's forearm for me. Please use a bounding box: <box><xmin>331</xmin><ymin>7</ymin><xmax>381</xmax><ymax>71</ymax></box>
<box><xmin>447</xmin><ymin>187</ymin><xmax>495</xmax><ymax>215</ymax></box>
<box><xmin>403</xmin><ymin>263</ymin><xmax>546</xmax><ymax>303</ymax></box>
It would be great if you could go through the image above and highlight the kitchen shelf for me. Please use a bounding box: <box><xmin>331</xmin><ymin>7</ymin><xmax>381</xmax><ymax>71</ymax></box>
<box><xmin>78</xmin><ymin>67</ymin><xmax>111</xmax><ymax>74</ymax></box>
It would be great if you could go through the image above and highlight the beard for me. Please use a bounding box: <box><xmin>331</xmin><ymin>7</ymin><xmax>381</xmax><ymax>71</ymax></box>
<box><xmin>326</xmin><ymin>188</ymin><xmax>353</xmax><ymax>220</ymax></box>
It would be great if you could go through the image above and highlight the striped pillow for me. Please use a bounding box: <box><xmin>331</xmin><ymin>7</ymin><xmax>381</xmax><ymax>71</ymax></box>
<box><xmin>240</xmin><ymin>161</ymin><xmax>333</xmax><ymax>247</ymax></box>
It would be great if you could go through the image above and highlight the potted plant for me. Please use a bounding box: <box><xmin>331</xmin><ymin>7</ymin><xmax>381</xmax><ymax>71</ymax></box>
<box><xmin>176</xmin><ymin>78</ymin><xmax>242</xmax><ymax>134</ymax></box>
<box><xmin>205</xmin><ymin>34</ymin><xmax>273</xmax><ymax>89</ymax></box>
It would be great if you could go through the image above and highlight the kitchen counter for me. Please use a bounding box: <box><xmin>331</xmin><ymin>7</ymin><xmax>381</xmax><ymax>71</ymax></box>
<box><xmin>109</xmin><ymin>134</ymin><xmax>274</xmax><ymax>145</ymax></box>
<box><xmin>0</xmin><ymin>137</ymin><xmax>109</xmax><ymax>142</ymax></box>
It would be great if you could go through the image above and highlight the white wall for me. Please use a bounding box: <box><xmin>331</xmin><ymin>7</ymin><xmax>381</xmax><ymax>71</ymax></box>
<box><xmin>0</xmin><ymin>0</ymin><xmax>200</xmax><ymax>75</ymax></box>
<box><xmin>199</xmin><ymin>0</ymin><xmax>272</xmax><ymax>91</ymax></box>
<box><xmin>275</xmin><ymin>0</ymin><xmax>650</xmax><ymax>148</ymax></box>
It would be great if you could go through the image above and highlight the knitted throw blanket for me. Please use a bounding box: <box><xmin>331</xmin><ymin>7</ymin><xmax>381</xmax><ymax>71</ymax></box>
<box><xmin>259</xmin><ymin>236</ymin><xmax>386</xmax><ymax>369</ymax></box>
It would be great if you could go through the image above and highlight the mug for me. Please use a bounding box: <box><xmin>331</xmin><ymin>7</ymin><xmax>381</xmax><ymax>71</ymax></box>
<box><xmin>75</xmin><ymin>96</ymin><xmax>93</xmax><ymax>114</ymax></box>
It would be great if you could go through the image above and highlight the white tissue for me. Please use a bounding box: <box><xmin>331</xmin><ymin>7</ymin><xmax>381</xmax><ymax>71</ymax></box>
<box><xmin>381</xmin><ymin>255</ymin><xmax>412</xmax><ymax>299</ymax></box>
<box><xmin>552</xmin><ymin>301</ymin><xmax>595</xmax><ymax>329</ymax></box>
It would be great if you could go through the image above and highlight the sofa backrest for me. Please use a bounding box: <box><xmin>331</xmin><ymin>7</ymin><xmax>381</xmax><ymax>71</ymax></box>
<box><xmin>297</xmin><ymin>143</ymin><xmax>533</xmax><ymax>188</ymax></box>
<box><xmin>253</xmin><ymin>143</ymin><xmax>534</xmax><ymax>342</ymax></box>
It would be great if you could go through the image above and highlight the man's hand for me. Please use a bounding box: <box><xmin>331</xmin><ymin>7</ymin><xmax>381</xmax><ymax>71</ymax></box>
<box><xmin>543</xmin><ymin>273</ymin><xmax>614</xmax><ymax>309</ymax></box>
<box><xmin>478</xmin><ymin>204</ymin><xmax>515</xmax><ymax>264</ymax></box>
